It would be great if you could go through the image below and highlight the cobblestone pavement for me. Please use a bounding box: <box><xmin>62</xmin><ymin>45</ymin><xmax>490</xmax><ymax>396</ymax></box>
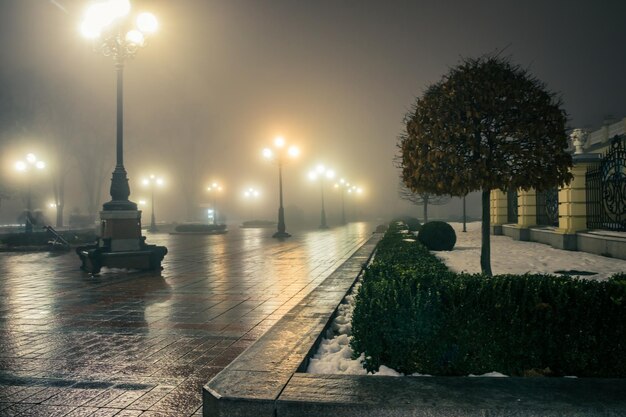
<box><xmin>0</xmin><ymin>222</ymin><xmax>374</xmax><ymax>416</ymax></box>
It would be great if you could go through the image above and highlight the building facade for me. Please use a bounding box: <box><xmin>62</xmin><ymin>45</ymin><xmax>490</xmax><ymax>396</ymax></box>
<box><xmin>490</xmin><ymin>117</ymin><xmax>626</xmax><ymax>260</ymax></box>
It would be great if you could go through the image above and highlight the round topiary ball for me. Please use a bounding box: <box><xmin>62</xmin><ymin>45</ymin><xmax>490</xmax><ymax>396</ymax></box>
<box><xmin>403</xmin><ymin>216</ymin><xmax>421</xmax><ymax>232</ymax></box>
<box><xmin>417</xmin><ymin>221</ymin><xmax>456</xmax><ymax>251</ymax></box>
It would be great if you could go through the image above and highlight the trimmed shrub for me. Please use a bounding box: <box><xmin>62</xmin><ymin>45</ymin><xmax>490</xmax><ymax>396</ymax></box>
<box><xmin>174</xmin><ymin>223</ymin><xmax>227</xmax><ymax>233</ymax></box>
<box><xmin>417</xmin><ymin>221</ymin><xmax>456</xmax><ymax>251</ymax></box>
<box><xmin>404</xmin><ymin>216</ymin><xmax>421</xmax><ymax>232</ymax></box>
<box><xmin>392</xmin><ymin>216</ymin><xmax>421</xmax><ymax>232</ymax></box>
<box><xmin>351</xmin><ymin>222</ymin><xmax>626</xmax><ymax>377</ymax></box>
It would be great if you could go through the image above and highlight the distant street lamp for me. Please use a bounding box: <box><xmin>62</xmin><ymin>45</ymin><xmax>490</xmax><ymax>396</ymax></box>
<box><xmin>308</xmin><ymin>164</ymin><xmax>335</xmax><ymax>229</ymax></box>
<box><xmin>333</xmin><ymin>178</ymin><xmax>348</xmax><ymax>225</ymax></box>
<box><xmin>243</xmin><ymin>187</ymin><xmax>260</xmax><ymax>220</ymax></box>
<box><xmin>263</xmin><ymin>136</ymin><xmax>299</xmax><ymax>238</ymax></box>
<box><xmin>142</xmin><ymin>175</ymin><xmax>164</xmax><ymax>232</ymax></box>
<box><xmin>207</xmin><ymin>182</ymin><xmax>223</xmax><ymax>225</ymax></box>
<box><xmin>81</xmin><ymin>0</ymin><xmax>158</xmax><ymax>211</ymax></box>
<box><xmin>14</xmin><ymin>153</ymin><xmax>46</xmax><ymax>233</ymax></box>
<box><xmin>347</xmin><ymin>185</ymin><xmax>363</xmax><ymax>221</ymax></box>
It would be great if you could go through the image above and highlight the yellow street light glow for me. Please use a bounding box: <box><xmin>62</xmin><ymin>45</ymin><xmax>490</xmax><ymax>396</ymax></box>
<box><xmin>308</xmin><ymin>171</ymin><xmax>317</xmax><ymax>181</ymax></box>
<box><xmin>48</xmin><ymin>202</ymin><xmax>57</xmax><ymax>208</ymax></box>
<box><xmin>81</xmin><ymin>3</ymin><xmax>114</xmax><ymax>38</ymax></box>
<box><xmin>35</xmin><ymin>161</ymin><xmax>45</xmax><ymax>169</ymax></box>
<box><xmin>287</xmin><ymin>146</ymin><xmax>299</xmax><ymax>158</ymax></box>
<box><xmin>142</xmin><ymin>179</ymin><xmax>149</xmax><ymax>185</ymax></box>
<box><xmin>212</xmin><ymin>182</ymin><xmax>218</xmax><ymax>188</ymax></box>
<box><xmin>262</xmin><ymin>148</ymin><xmax>273</xmax><ymax>159</ymax></box>
<box><xmin>244</xmin><ymin>188</ymin><xmax>260</xmax><ymax>198</ymax></box>
<box><xmin>139</xmin><ymin>199</ymin><xmax>147</xmax><ymax>205</ymax></box>
<box><xmin>340</xmin><ymin>178</ymin><xmax>345</xmax><ymax>184</ymax></box>
<box><xmin>109</xmin><ymin>0</ymin><xmax>131</xmax><ymax>18</ymax></box>
<box><xmin>156</xmin><ymin>178</ymin><xmax>164</xmax><ymax>186</ymax></box>
<box><xmin>126</xmin><ymin>29</ymin><xmax>145</xmax><ymax>46</ymax></box>
<box><xmin>326</xmin><ymin>170</ymin><xmax>335</xmax><ymax>179</ymax></box>
<box><xmin>26</xmin><ymin>153</ymin><xmax>36</xmax><ymax>163</ymax></box>
<box><xmin>274</xmin><ymin>136</ymin><xmax>285</xmax><ymax>148</ymax></box>
<box><xmin>316</xmin><ymin>164</ymin><xmax>325</xmax><ymax>174</ymax></box>
<box><xmin>137</xmin><ymin>12</ymin><xmax>158</xmax><ymax>34</ymax></box>
<box><xmin>14</xmin><ymin>161</ymin><xmax>26</xmax><ymax>172</ymax></box>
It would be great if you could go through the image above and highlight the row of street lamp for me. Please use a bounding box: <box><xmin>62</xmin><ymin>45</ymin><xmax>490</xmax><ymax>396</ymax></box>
<box><xmin>11</xmin><ymin>1</ymin><xmax>364</xmax><ymax>240</ymax></box>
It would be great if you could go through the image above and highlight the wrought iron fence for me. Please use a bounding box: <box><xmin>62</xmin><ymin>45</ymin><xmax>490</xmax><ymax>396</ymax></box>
<box><xmin>536</xmin><ymin>187</ymin><xmax>559</xmax><ymax>227</ymax></box>
<box><xmin>507</xmin><ymin>190</ymin><xmax>518</xmax><ymax>223</ymax></box>
<box><xmin>586</xmin><ymin>135</ymin><xmax>626</xmax><ymax>231</ymax></box>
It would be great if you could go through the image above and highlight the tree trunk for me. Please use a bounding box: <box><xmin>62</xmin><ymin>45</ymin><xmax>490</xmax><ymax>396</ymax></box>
<box><xmin>462</xmin><ymin>195</ymin><xmax>467</xmax><ymax>232</ymax></box>
<box><xmin>480</xmin><ymin>189</ymin><xmax>493</xmax><ymax>276</ymax></box>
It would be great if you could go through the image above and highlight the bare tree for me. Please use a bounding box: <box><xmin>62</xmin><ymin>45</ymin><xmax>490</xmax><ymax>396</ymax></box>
<box><xmin>398</xmin><ymin>181</ymin><xmax>450</xmax><ymax>223</ymax></box>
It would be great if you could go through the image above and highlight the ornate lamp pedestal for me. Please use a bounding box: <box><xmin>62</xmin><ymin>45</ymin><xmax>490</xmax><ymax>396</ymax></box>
<box><xmin>77</xmin><ymin>210</ymin><xmax>167</xmax><ymax>274</ymax></box>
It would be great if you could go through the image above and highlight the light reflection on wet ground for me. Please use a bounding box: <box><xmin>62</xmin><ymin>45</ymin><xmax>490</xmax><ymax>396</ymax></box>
<box><xmin>0</xmin><ymin>222</ymin><xmax>373</xmax><ymax>416</ymax></box>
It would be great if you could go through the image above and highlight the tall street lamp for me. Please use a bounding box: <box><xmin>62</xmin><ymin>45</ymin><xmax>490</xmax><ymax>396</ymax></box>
<box><xmin>308</xmin><ymin>164</ymin><xmax>335</xmax><ymax>229</ymax></box>
<box><xmin>142</xmin><ymin>175</ymin><xmax>164</xmax><ymax>232</ymax></box>
<box><xmin>14</xmin><ymin>153</ymin><xmax>46</xmax><ymax>233</ymax></box>
<box><xmin>81</xmin><ymin>0</ymin><xmax>158</xmax><ymax>212</ymax></box>
<box><xmin>77</xmin><ymin>0</ymin><xmax>167</xmax><ymax>274</ymax></box>
<box><xmin>207</xmin><ymin>182</ymin><xmax>223</xmax><ymax>225</ymax></box>
<box><xmin>263</xmin><ymin>136</ymin><xmax>299</xmax><ymax>238</ymax></box>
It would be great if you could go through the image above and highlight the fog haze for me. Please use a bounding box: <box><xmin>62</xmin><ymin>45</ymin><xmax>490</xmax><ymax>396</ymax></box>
<box><xmin>1</xmin><ymin>0</ymin><xmax>625</xmax><ymax>226</ymax></box>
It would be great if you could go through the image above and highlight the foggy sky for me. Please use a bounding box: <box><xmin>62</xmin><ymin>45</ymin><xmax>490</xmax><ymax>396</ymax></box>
<box><xmin>1</xmin><ymin>0</ymin><xmax>626</xmax><ymax>225</ymax></box>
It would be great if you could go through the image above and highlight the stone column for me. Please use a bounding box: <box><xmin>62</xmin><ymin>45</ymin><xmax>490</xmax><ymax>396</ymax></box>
<box><xmin>490</xmin><ymin>189</ymin><xmax>508</xmax><ymax>235</ymax></box>
<box><xmin>517</xmin><ymin>189</ymin><xmax>537</xmax><ymax>227</ymax></box>
<box><xmin>557</xmin><ymin>154</ymin><xmax>601</xmax><ymax>235</ymax></box>
<box><xmin>508</xmin><ymin>188</ymin><xmax>536</xmax><ymax>241</ymax></box>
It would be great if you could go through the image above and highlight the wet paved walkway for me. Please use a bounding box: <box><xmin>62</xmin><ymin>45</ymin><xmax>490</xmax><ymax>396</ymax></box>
<box><xmin>0</xmin><ymin>223</ymin><xmax>374</xmax><ymax>416</ymax></box>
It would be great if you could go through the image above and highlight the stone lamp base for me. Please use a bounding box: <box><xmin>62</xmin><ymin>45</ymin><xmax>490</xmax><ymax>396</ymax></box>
<box><xmin>76</xmin><ymin>210</ymin><xmax>167</xmax><ymax>274</ymax></box>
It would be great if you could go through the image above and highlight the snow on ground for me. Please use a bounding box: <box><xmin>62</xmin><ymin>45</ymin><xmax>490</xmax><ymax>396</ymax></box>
<box><xmin>307</xmin><ymin>222</ymin><xmax>625</xmax><ymax>376</ymax></box>
<box><xmin>437</xmin><ymin>222</ymin><xmax>625</xmax><ymax>281</ymax></box>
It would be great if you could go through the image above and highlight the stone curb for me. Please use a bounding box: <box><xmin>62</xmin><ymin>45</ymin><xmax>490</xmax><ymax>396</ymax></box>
<box><xmin>203</xmin><ymin>232</ymin><xmax>626</xmax><ymax>416</ymax></box>
<box><xmin>203</xmin><ymin>233</ymin><xmax>382</xmax><ymax>416</ymax></box>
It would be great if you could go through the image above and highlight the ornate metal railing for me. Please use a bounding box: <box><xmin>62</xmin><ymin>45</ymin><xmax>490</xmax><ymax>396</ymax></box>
<box><xmin>507</xmin><ymin>190</ymin><xmax>518</xmax><ymax>223</ymax></box>
<box><xmin>586</xmin><ymin>135</ymin><xmax>626</xmax><ymax>231</ymax></box>
<box><xmin>536</xmin><ymin>187</ymin><xmax>559</xmax><ymax>227</ymax></box>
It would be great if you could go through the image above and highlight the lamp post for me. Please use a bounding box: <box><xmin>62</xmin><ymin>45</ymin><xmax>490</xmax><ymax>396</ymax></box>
<box><xmin>263</xmin><ymin>136</ymin><xmax>299</xmax><ymax>238</ymax></box>
<box><xmin>142</xmin><ymin>175</ymin><xmax>163</xmax><ymax>232</ymax></box>
<box><xmin>334</xmin><ymin>178</ymin><xmax>348</xmax><ymax>225</ymax></box>
<box><xmin>76</xmin><ymin>0</ymin><xmax>167</xmax><ymax>274</ymax></box>
<box><xmin>14</xmin><ymin>153</ymin><xmax>46</xmax><ymax>233</ymax></box>
<box><xmin>207</xmin><ymin>182</ymin><xmax>223</xmax><ymax>225</ymax></box>
<box><xmin>80</xmin><ymin>0</ymin><xmax>158</xmax><ymax>211</ymax></box>
<box><xmin>308</xmin><ymin>164</ymin><xmax>335</xmax><ymax>229</ymax></box>
<box><xmin>243</xmin><ymin>187</ymin><xmax>260</xmax><ymax>220</ymax></box>
<box><xmin>347</xmin><ymin>185</ymin><xmax>363</xmax><ymax>221</ymax></box>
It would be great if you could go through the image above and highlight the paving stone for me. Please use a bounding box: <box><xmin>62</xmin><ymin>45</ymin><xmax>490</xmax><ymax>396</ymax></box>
<box><xmin>0</xmin><ymin>224</ymin><xmax>375</xmax><ymax>417</ymax></box>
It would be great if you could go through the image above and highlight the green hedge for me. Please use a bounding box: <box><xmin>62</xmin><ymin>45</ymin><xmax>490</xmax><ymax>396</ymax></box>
<box><xmin>351</xmin><ymin>222</ymin><xmax>626</xmax><ymax>377</ymax></box>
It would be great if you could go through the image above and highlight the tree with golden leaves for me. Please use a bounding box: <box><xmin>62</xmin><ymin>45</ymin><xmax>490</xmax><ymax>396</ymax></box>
<box><xmin>398</xmin><ymin>56</ymin><xmax>572</xmax><ymax>275</ymax></box>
